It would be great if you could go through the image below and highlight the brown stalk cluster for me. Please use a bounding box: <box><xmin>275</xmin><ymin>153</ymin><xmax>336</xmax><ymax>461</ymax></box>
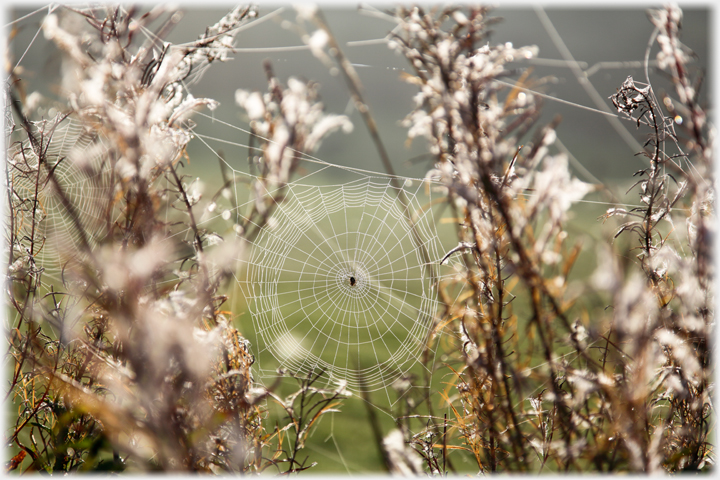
<box><xmin>385</xmin><ymin>5</ymin><xmax>713</xmax><ymax>474</ymax></box>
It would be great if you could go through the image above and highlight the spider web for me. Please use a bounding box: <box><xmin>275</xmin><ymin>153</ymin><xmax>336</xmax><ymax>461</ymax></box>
<box><xmin>244</xmin><ymin>177</ymin><xmax>446</xmax><ymax>395</ymax></box>
<box><xmin>8</xmin><ymin>117</ymin><xmax>109</xmax><ymax>282</ymax></box>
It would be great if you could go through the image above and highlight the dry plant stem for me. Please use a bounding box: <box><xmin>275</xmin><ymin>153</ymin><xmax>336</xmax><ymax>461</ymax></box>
<box><xmin>166</xmin><ymin>163</ymin><xmax>220</xmax><ymax>327</ymax></box>
<box><xmin>312</xmin><ymin>11</ymin><xmax>444</xmax><ymax>425</ymax></box>
<box><xmin>264</xmin><ymin>372</ymin><xmax>346</xmax><ymax>474</ymax></box>
<box><xmin>358</xmin><ymin>379</ymin><xmax>392</xmax><ymax>472</ymax></box>
<box><xmin>534</xmin><ymin>6</ymin><xmax>646</xmax><ymax>159</ymax></box>
<box><xmin>238</xmin><ymin>61</ymin><xmax>302</xmax><ymax>245</ymax></box>
<box><xmin>311</xmin><ymin>10</ymin><xmax>439</xmax><ymax>278</ymax></box>
<box><xmin>311</xmin><ymin>10</ymin><xmax>397</xmax><ymax>184</ymax></box>
<box><xmin>656</xmin><ymin>13</ymin><xmax>706</xmax><ymax>152</ymax></box>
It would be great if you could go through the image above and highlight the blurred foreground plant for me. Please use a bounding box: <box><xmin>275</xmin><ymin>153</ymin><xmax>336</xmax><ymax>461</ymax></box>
<box><xmin>5</xmin><ymin>5</ymin><xmax>348</xmax><ymax>473</ymax></box>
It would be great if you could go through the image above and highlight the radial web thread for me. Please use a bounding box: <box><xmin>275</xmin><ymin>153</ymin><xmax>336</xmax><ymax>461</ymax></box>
<box><xmin>240</xmin><ymin>177</ymin><xmax>450</xmax><ymax>396</ymax></box>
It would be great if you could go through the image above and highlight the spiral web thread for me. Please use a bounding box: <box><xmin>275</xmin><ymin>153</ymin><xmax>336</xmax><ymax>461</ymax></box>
<box><xmin>8</xmin><ymin>117</ymin><xmax>109</xmax><ymax>282</ymax></box>
<box><xmin>241</xmin><ymin>177</ymin><xmax>448</xmax><ymax>396</ymax></box>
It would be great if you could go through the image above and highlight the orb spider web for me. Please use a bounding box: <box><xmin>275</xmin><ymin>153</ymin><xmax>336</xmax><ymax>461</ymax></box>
<box><xmin>8</xmin><ymin>116</ymin><xmax>110</xmax><ymax>283</ymax></box>
<box><xmin>242</xmin><ymin>177</ymin><xmax>448</xmax><ymax>397</ymax></box>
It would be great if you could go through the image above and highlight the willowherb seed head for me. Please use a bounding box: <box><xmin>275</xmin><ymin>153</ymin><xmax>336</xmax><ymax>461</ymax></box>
<box><xmin>382</xmin><ymin>429</ymin><xmax>424</xmax><ymax>476</ymax></box>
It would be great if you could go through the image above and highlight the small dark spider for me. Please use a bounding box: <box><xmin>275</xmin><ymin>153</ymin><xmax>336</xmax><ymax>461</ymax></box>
<box><xmin>349</xmin><ymin>276</ymin><xmax>356</xmax><ymax>286</ymax></box>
